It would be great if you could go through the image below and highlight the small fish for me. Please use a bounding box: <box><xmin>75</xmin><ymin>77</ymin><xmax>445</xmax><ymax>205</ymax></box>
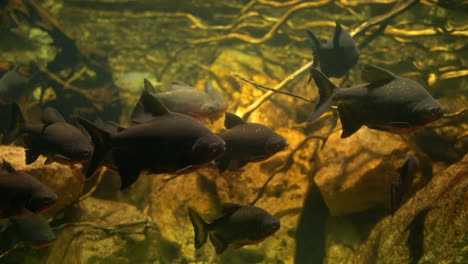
<box><xmin>145</xmin><ymin>81</ymin><xmax>228</xmax><ymax>121</ymax></box>
<box><xmin>3</xmin><ymin>214</ymin><xmax>56</xmax><ymax>249</ymax></box>
<box><xmin>0</xmin><ymin>159</ymin><xmax>57</xmax><ymax>219</ymax></box>
<box><xmin>77</xmin><ymin>79</ymin><xmax>226</xmax><ymax>190</ymax></box>
<box><xmin>188</xmin><ymin>203</ymin><xmax>280</xmax><ymax>254</ymax></box>
<box><xmin>0</xmin><ymin>65</ymin><xmax>32</xmax><ymax>101</ymax></box>
<box><xmin>390</xmin><ymin>154</ymin><xmax>420</xmax><ymax>216</ymax></box>
<box><xmin>215</xmin><ymin>112</ymin><xmax>288</xmax><ymax>173</ymax></box>
<box><xmin>3</xmin><ymin>103</ymin><xmax>94</xmax><ymax>165</ymax></box>
<box><xmin>306</xmin><ymin>22</ymin><xmax>360</xmax><ymax>78</ymax></box>
<box><xmin>307</xmin><ymin>65</ymin><xmax>444</xmax><ymax>138</ymax></box>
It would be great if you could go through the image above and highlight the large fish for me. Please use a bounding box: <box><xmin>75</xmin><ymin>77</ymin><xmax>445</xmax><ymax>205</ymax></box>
<box><xmin>3</xmin><ymin>103</ymin><xmax>94</xmax><ymax>165</ymax></box>
<box><xmin>145</xmin><ymin>81</ymin><xmax>228</xmax><ymax>121</ymax></box>
<box><xmin>306</xmin><ymin>22</ymin><xmax>360</xmax><ymax>78</ymax></box>
<box><xmin>0</xmin><ymin>160</ymin><xmax>57</xmax><ymax>219</ymax></box>
<box><xmin>77</xmin><ymin>79</ymin><xmax>226</xmax><ymax>190</ymax></box>
<box><xmin>0</xmin><ymin>214</ymin><xmax>56</xmax><ymax>250</ymax></box>
<box><xmin>0</xmin><ymin>65</ymin><xmax>33</xmax><ymax>101</ymax></box>
<box><xmin>390</xmin><ymin>154</ymin><xmax>420</xmax><ymax>216</ymax></box>
<box><xmin>308</xmin><ymin>65</ymin><xmax>445</xmax><ymax>138</ymax></box>
<box><xmin>216</xmin><ymin>112</ymin><xmax>288</xmax><ymax>173</ymax></box>
<box><xmin>188</xmin><ymin>203</ymin><xmax>280</xmax><ymax>254</ymax></box>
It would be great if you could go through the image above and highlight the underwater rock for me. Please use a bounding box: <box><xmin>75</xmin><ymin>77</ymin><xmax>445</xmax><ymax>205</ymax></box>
<box><xmin>314</xmin><ymin>127</ymin><xmax>410</xmax><ymax>216</ymax></box>
<box><xmin>0</xmin><ymin>145</ymin><xmax>84</xmax><ymax>215</ymax></box>
<box><xmin>344</xmin><ymin>154</ymin><xmax>468</xmax><ymax>264</ymax></box>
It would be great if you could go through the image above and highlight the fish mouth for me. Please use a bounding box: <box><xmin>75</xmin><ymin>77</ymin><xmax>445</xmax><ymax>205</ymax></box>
<box><xmin>32</xmin><ymin>203</ymin><xmax>56</xmax><ymax>216</ymax></box>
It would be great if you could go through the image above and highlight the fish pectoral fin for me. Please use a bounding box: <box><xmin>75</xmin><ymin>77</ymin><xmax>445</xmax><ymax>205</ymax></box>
<box><xmin>118</xmin><ymin>165</ymin><xmax>141</xmax><ymax>190</ymax></box>
<box><xmin>25</xmin><ymin>149</ymin><xmax>41</xmax><ymax>165</ymax></box>
<box><xmin>361</xmin><ymin>64</ymin><xmax>395</xmax><ymax>83</ymax></box>
<box><xmin>224</xmin><ymin>112</ymin><xmax>245</xmax><ymax>129</ymax></box>
<box><xmin>338</xmin><ymin>105</ymin><xmax>362</xmax><ymax>138</ymax></box>
<box><xmin>44</xmin><ymin>157</ymin><xmax>54</xmax><ymax>165</ymax></box>
<box><xmin>209</xmin><ymin>233</ymin><xmax>228</xmax><ymax>255</ymax></box>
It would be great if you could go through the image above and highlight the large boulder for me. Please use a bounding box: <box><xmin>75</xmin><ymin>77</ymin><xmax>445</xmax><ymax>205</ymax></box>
<box><xmin>314</xmin><ymin>127</ymin><xmax>412</xmax><ymax>216</ymax></box>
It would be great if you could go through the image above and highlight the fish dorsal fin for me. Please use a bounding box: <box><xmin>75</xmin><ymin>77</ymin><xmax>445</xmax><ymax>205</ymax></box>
<box><xmin>361</xmin><ymin>64</ymin><xmax>395</xmax><ymax>84</ymax></box>
<box><xmin>144</xmin><ymin>78</ymin><xmax>158</xmax><ymax>94</ymax></box>
<box><xmin>1</xmin><ymin>159</ymin><xmax>16</xmax><ymax>173</ymax></box>
<box><xmin>333</xmin><ymin>21</ymin><xmax>342</xmax><ymax>48</ymax></box>
<box><xmin>170</xmin><ymin>81</ymin><xmax>192</xmax><ymax>90</ymax></box>
<box><xmin>224</xmin><ymin>113</ymin><xmax>245</xmax><ymax>129</ymax></box>
<box><xmin>221</xmin><ymin>203</ymin><xmax>242</xmax><ymax>216</ymax></box>
<box><xmin>42</xmin><ymin>107</ymin><xmax>66</xmax><ymax>124</ymax></box>
<box><xmin>131</xmin><ymin>80</ymin><xmax>170</xmax><ymax>123</ymax></box>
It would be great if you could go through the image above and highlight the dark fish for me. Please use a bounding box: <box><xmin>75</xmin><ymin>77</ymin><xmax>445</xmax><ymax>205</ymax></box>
<box><xmin>0</xmin><ymin>214</ymin><xmax>56</xmax><ymax>249</ymax></box>
<box><xmin>215</xmin><ymin>112</ymin><xmax>288</xmax><ymax>173</ymax></box>
<box><xmin>188</xmin><ymin>203</ymin><xmax>280</xmax><ymax>254</ymax></box>
<box><xmin>306</xmin><ymin>22</ymin><xmax>360</xmax><ymax>78</ymax></box>
<box><xmin>0</xmin><ymin>103</ymin><xmax>17</xmax><ymax>142</ymax></box>
<box><xmin>0</xmin><ymin>159</ymin><xmax>57</xmax><ymax>219</ymax></box>
<box><xmin>145</xmin><ymin>81</ymin><xmax>228</xmax><ymax>121</ymax></box>
<box><xmin>308</xmin><ymin>65</ymin><xmax>445</xmax><ymax>138</ymax></box>
<box><xmin>390</xmin><ymin>154</ymin><xmax>420</xmax><ymax>216</ymax></box>
<box><xmin>0</xmin><ymin>65</ymin><xmax>32</xmax><ymax>101</ymax></box>
<box><xmin>77</xmin><ymin>79</ymin><xmax>226</xmax><ymax>190</ymax></box>
<box><xmin>3</xmin><ymin>103</ymin><xmax>94</xmax><ymax>165</ymax></box>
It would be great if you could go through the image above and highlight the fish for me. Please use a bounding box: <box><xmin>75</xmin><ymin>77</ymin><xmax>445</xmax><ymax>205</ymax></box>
<box><xmin>0</xmin><ymin>103</ymin><xmax>18</xmax><ymax>142</ymax></box>
<box><xmin>145</xmin><ymin>81</ymin><xmax>228</xmax><ymax>121</ymax></box>
<box><xmin>2</xmin><ymin>103</ymin><xmax>94</xmax><ymax>165</ymax></box>
<box><xmin>188</xmin><ymin>203</ymin><xmax>280</xmax><ymax>254</ymax></box>
<box><xmin>0</xmin><ymin>159</ymin><xmax>57</xmax><ymax>219</ymax></box>
<box><xmin>0</xmin><ymin>65</ymin><xmax>33</xmax><ymax>101</ymax></box>
<box><xmin>215</xmin><ymin>112</ymin><xmax>288</xmax><ymax>173</ymax></box>
<box><xmin>0</xmin><ymin>214</ymin><xmax>56</xmax><ymax>249</ymax></box>
<box><xmin>306</xmin><ymin>21</ymin><xmax>360</xmax><ymax>78</ymax></box>
<box><xmin>390</xmin><ymin>154</ymin><xmax>420</xmax><ymax>216</ymax></box>
<box><xmin>307</xmin><ymin>64</ymin><xmax>445</xmax><ymax>138</ymax></box>
<box><xmin>77</xmin><ymin>79</ymin><xmax>226</xmax><ymax>190</ymax></box>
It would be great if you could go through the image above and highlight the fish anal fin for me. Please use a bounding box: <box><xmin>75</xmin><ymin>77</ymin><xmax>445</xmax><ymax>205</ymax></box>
<box><xmin>338</xmin><ymin>105</ymin><xmax>362</xmax><ymax>138</ymax></box>
<box><xmin>41</xmin><ymin>107</ymin><xmax>65</xmax><ymax>124</ymax></box>
<box><xmin>209</xmin><ymin>233</ymin><xmax>228</xmax><ymax>255</ymax></box>
<box><xmin>361</xmin><ymin>64</ymin><xmax>395</xmax><ymax>83</ymax></box>
<box><xmin>25</xmin><ymin>149</ymin><xmax>41</xmax><ymax>165</ymax></box>
<box><xmin>224</xmin><ymin>112</ymin><xmax>245</xmax><ymax>129</ymax></box>
<box><xmin>118</xmin><ymin>165</ymin><xmax>141</xmax><ymax>190</ymax></box>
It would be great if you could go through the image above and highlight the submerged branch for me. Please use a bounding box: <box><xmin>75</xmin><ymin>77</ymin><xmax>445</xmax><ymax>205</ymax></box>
<box><xmin>238</xmin><ymin>61</ymin><xmax>314</xmax><ymax>120</ymax></box>
<box><xmin>233</xmin><ymin>73</ymin><xmax>313</xmax><ymax>103</ymax></box>
<box><xmin>189</xmin><ymin>0</ymin><xmax>332</xmax><ymax>44</ymax></box>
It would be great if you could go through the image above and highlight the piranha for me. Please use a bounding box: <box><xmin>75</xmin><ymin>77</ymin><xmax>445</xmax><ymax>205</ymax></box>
<box><xmin>0</xmin><ymin>103</ymin><xmax>17</xmax><ymax>142</ymax></box>
<box><xmin>188</xmin><ymin>203</ymin><xmax>280</xmax><ymax>254</ymax></box>
<box><xmin>306</xmin><ymin>22</ymin><xmax>360</xmax><ymax>78</ymax></box>
<box><xmin>144</xmin><ymin>81</ymin><xmax>228</xmax><ymax>121</ymax></box>
<box><xmin>77</xmin><ymin>79</ymin><xmax>226</xmax><ymax>190</ymax></box>
<box><xmin>215</xmin><ymin>112</ymin><xmax>288</xmax><ymax>173</ymax></box>
<box><xmin>390</xmin><ymin>154</ymin><xmax>420</xmax><ymax>216</ymax></box>
<box><xmin>0</xmin><ymin>159</ymin><xmax>57</xmax><ymax>219</ymax></box>
<box><xmin>0</xmin><ymin>214</ymin><xmax>56</xmax><ymax>249</ymax></box>
<box><xmin>0</xmin><ymin>65</ymin><xmax>33</xmax><ymax>101</ymax></box>
<box><xmin>307</xmin><ymin>64</ymin><xmax>445</xmax><ymax>138</ymax></box>
<box><xmin>3</xmin><ymin>103</ymin><xmax>94</xmax><ymax>165</ymax></box>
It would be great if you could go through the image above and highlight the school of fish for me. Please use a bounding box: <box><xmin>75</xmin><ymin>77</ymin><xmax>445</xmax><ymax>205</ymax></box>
<box><xmin>0</xmin><ymin>20</ymin><xmax>445</xmax><ymax>255</ymax></box>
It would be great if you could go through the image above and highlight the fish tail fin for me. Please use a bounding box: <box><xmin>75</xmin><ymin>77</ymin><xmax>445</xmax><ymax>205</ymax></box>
<box><xmin>307</xmin><ymin>68</ymin><xmax>339</xmax><ymax>122</ymax></box>
<box><xmin>2</xmin><ymin>103</ymin><xmax>25</xmax><ymax>145</ymax></box>
<box><xmin>305</xmin><ymin>30</ymin><xmax>321</xmax><ymax>67</ymax></box>
<box><xmin>188</xmin><ymin>207</ymin><xmax>209</xmax><ymax>249</ymax></box>
<box><xmin>76</xmin><ymin>117</ymin><xmax>110</xmax><ymax>178</ymax></box>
